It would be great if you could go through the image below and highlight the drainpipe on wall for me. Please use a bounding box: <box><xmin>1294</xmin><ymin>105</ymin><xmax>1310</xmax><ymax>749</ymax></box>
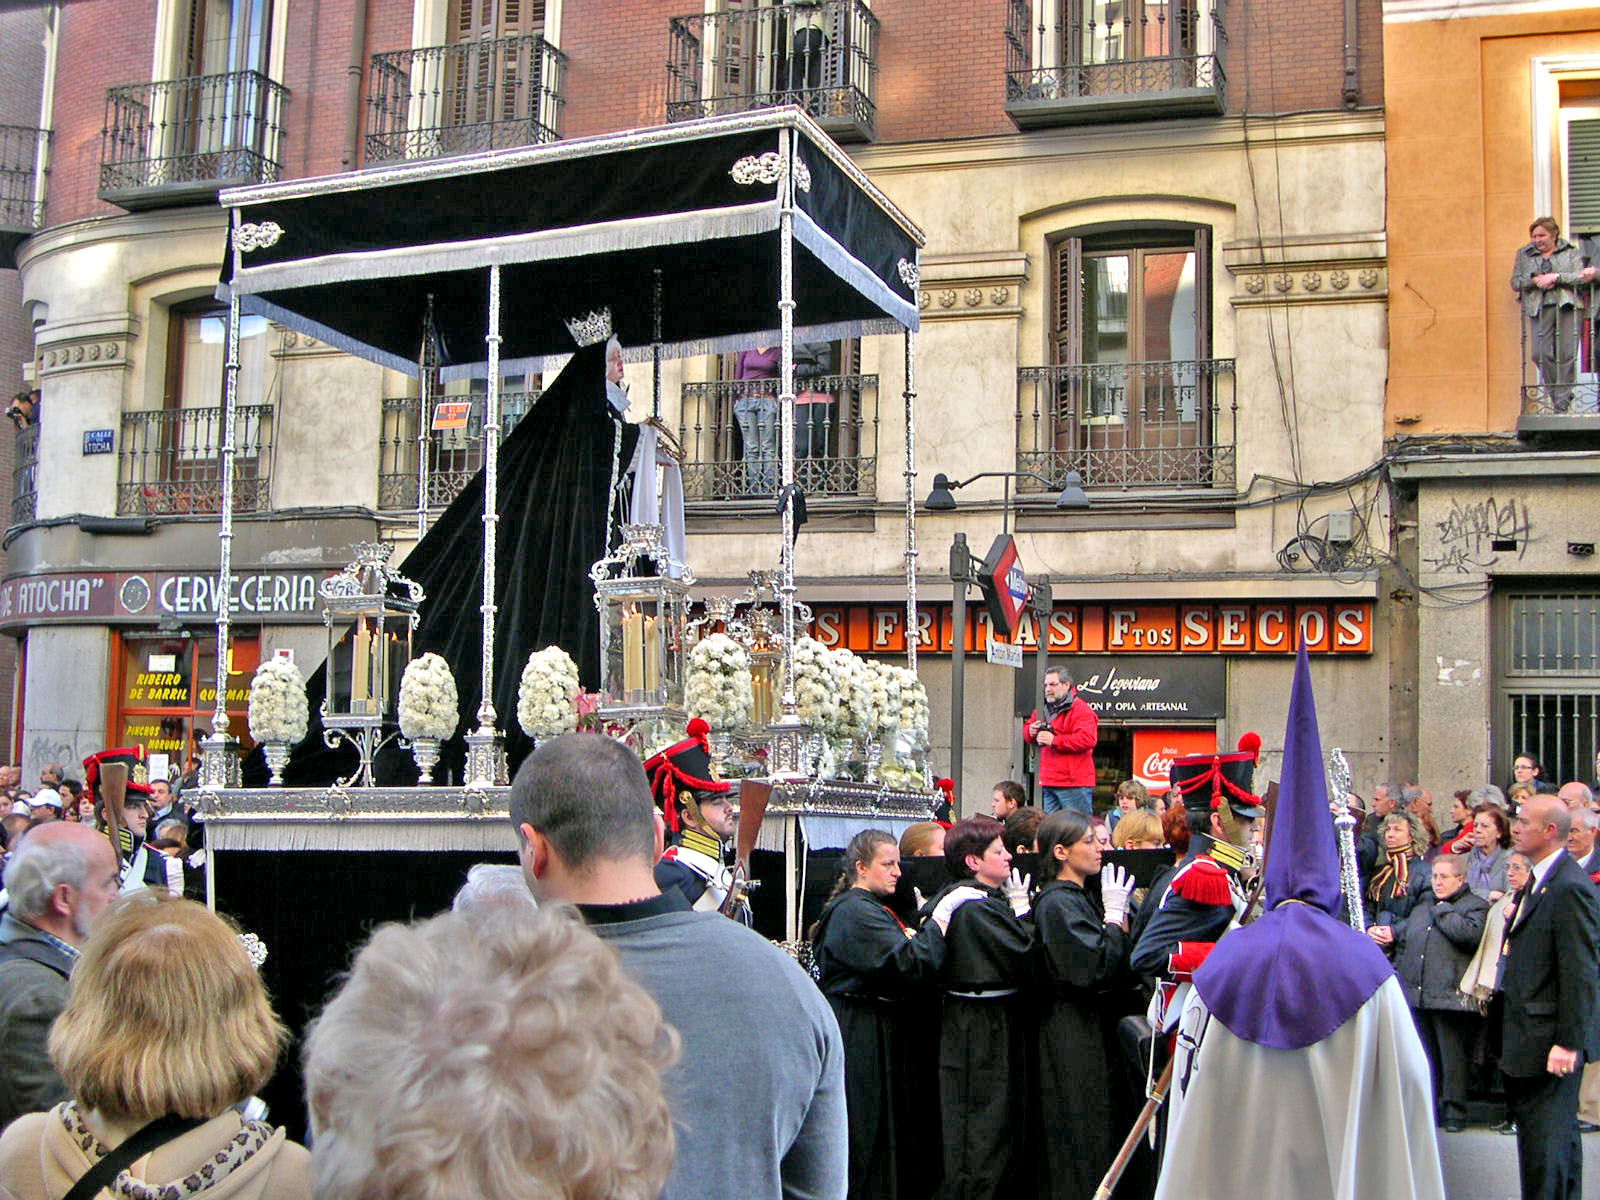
<box><xmin>1342</xmin><ymin>0</ymin><xmax>1360</xmax><ymax>109</ymax></box>
<box><xmin>342</xmin><ymin>0</ymin><xmax>370</xmax><ymax>170</ymax></box>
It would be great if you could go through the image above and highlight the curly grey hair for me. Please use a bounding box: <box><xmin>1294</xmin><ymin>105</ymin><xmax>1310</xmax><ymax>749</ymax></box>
<box><xmin>305</xmin><ymin>905</ymin><xmax>677</xmax><ymax>1200</ymax></box>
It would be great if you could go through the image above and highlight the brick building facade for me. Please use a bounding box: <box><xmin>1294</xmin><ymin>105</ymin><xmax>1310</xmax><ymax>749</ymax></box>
<box><xmin>5</xmin><ymin>0</ymin><xmax>1397</xmax><ymax>806</ymax></box>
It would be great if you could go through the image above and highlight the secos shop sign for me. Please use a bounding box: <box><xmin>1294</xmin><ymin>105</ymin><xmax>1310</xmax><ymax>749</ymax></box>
<box><xmin>808</xmin><ymin>600</ymin><xmax>1374</xmax><ymax>656</ymax></box>
<box><xmin>0</xmin><ymin>568</ymin><xmax>330</xmax><ymax>629</ymax></box>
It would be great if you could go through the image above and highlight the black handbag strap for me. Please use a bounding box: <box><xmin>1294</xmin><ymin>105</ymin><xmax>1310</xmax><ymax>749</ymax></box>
<box><xmin>64</xmin><ymin>1113</ymin><xmax>206</xmax><ymax>1200</ymax></box>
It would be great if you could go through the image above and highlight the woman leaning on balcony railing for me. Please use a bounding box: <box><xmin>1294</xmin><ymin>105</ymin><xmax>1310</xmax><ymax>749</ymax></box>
<box><xmin>1510</xmin><ymin>216</ymin><xmax>1595</xmax><ymax>414</ymax></box>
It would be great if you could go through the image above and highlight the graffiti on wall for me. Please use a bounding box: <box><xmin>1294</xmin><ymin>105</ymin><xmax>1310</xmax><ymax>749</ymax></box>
<box><xmin>1424</xmin><ymin>495</ymin><xmax>1532</xmax><ymax>574</ymax></box>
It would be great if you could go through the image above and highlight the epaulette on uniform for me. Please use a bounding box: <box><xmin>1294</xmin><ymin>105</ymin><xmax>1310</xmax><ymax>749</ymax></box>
<box><xmin>1167</xmin><ymin>855</ymin><xmax>1233</xmax><ymax>907</ymax></box>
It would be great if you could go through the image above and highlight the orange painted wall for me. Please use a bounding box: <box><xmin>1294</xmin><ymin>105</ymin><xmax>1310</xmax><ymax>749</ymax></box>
<box><xmin>1384</xmin><ymin>12</ymin><xmax>1600</xmax><ymax>436</ymax></box>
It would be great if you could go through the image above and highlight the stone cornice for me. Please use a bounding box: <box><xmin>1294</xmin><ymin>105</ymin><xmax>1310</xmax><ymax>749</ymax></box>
<box><xmin>1224</xmin><ymin>233</ymin><xmax>1387</xmax><ymax>307</ymax></box>
<box><xmin>915</xmin><ymin>251</ymin><xmax>1028</xmax><ymax>321</ymax></box>
<box><xmin>35</xmin><ymin>313</ymin><xmax>141</xmax><ymax>378</ymax></box>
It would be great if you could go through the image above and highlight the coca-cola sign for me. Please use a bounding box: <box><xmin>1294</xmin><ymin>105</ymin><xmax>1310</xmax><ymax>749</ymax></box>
<box><xmin>1072</xmin><ymin>656</ymin><xmax>1226</xmax><ymax>720</ymax></box>
<box><xmin>1132</xmin><ymin>728</ymin><xmax>1220</xmax><ymax>790</ymax></box>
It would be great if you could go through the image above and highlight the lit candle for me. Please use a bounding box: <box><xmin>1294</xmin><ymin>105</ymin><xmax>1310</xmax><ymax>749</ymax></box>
<box><xmin>643</xmin><ymin>615</ymin><xmax>661</xmax><ymax>695</ymax></box>
<box><xmin>351</xmin><ymin>619</ymin><xmax>371</xmax><ymax>713</ymax></box>
<box><xmin>622</xmin><ymin>610</ymin><xmax>644</xmax><ymax>698</ymax></box>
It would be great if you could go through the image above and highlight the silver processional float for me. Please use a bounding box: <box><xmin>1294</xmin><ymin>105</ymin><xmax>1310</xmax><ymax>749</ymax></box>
<box><xmin>196</xmin><ymin>109</ymin><xmax>936</xmax><ymax>941</ymax></box>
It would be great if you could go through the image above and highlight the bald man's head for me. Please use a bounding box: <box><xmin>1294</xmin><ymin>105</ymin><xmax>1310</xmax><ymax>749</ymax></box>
<box><xmin>1512</xmin><ymin>794</ymin><xmax>1572</xmax><ymax>862</ymax></box>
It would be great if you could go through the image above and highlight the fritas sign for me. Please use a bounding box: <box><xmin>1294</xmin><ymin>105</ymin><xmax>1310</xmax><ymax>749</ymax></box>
<box><xmin>809</xmin><ymin>600</ymin><xmax>1373</xmax><ymax>656</ymax></box>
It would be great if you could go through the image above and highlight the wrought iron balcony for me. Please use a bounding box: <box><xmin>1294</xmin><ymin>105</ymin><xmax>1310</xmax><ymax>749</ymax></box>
<box><xmin>378</xmin><ymin>392</ymin><xmax>540</xmax><ymax>511</ymax></box>
<box><xmin>0</xmin><ymin>125</ymin><xmax>48</xmax><ymax>269</ymax></box>
<box><xmin>1017</xmin><ymin>360</ymin><xmax>1236</xmax><ymax>493</ymax></box>
<box><xmin>100</xmin><ymin>71</ymin><xmax>286</xmax><ymax>209</ymax></box>
<box><xmin>367</xmin><ymin>34</ymin><xmax>567</xmax><ymax>164</ymax></box>
<box><xmin>667</xmin><ymin>0</ymin><xmax>878</xmax><ymax>142</ymax></box>
<box><xmin>1516</xmin><ymin>291</ymin><xmax>1600</xmax><ymax>435</ymax></box>
<box><xmin>117</xmin><ymin>405</ymin><xmax>274</xmax><ymax>515</ymax></box>
<box><xmin>677</xmin><ymin>373</ymin><xmax>878</xmax><ymax>504</ymax></box>
<box><xmin>1006</xmin><ymin>0</ymin><xmax>1225</xmax><ymax>127</ymax></box>
<box><xmin>11</xmin><ymin>423</ymin><xmax>38</xmax><ymax>527</ymax></box>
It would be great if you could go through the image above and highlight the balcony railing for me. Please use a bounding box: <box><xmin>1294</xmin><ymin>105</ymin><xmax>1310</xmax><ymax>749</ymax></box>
<box><xmin>11</xmin><ymin>423</ymin><xmax>38</xmax><ymax>527</ymax></box>
<box><xmin>117</xmin><ymin>405</ymin><xmax>274</xmax><ymax>515</ymax></box>
<box><xmin>667</xmin><ymin>0</ymin><xmax>879</xmax><ymax>142</ymax></box>
<box><xmin>1517</xmin><ymin>289</ymin><xmax>1600</xmax><ymax>434</ymax></box>
<box><xmin>0</xmin><ymin>125</ymin><xmax>48</xmax><ymax>268</ymax></box>
<box><xmin>1006</xmin><ymin>0</ymin><xmax>1225</xmax><ymax>127</ymax></box>
<box><xmin>100</xmin><ymin>71</ymin><xmax>286</xmax><ymax>209</ymax></box>
<box><xmin>367</xmin><ymin>34</ymin><xmax>567</xmax><ymax>164</ymax></box>
<box><xmin>1017</xmin><ymin>360</ymin><xmax>1235</xmax><ymax>492</ymax></box>
<box><xmin>378</xmin><ymin>392</ymin><xmax>540</xmax><ymax>510</ymax></box>
<box><xmin>677</xmin><ymin>374</ymin><xmax>878</xmax><ymax>503</ymax></box>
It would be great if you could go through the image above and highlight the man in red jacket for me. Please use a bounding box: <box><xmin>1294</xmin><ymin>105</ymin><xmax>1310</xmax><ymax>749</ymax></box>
<box><xmin>1023</xmin><ymin>666</ymin><xmax>1099</xmax><ymax>814</ymax></box>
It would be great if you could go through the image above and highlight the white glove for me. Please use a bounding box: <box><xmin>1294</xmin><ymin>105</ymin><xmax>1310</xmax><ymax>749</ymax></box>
<box><xmin>1002</xmin><ymin>868</ymin><xmax>1032</xmax><ymax>918</ymax></box>
<box><xmin>912</xmin><ymin>886</ymin><xmax>928</xmax><ymax>913</ymax></box>
<box><xmin>1100</xmin><ymin>864</ymin><xmax>1134</xmax><ymax>925</ymax></box>
<box><xmin>931</xmin><ymin>885</ymin><xmax>987</xmax><ymax>933</ymax></box>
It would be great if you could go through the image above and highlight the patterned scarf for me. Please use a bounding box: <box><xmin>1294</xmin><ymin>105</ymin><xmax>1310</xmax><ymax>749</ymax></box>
<box><xmin>1367</xmin><ymin>847</ymin><xmax>1414</xmax><ymax>903</ymax></box>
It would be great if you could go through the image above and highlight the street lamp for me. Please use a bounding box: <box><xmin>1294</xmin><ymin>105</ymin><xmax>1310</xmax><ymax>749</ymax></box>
<box><xmin>924</xmin><ymin>469</ymin><xmax>1090</xmax><ymax>520</ymax></box>
<box><xmin>924</xmin><ymin>470</ymin><xmax>1086</xmax><ymax>809</ymax></box>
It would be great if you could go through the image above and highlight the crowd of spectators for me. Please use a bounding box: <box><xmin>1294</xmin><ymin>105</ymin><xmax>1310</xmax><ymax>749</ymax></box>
<box><xmin>0</xmin><ymin>746</ymin><xmax>1595</xmax><ymax>1199</ymax></box>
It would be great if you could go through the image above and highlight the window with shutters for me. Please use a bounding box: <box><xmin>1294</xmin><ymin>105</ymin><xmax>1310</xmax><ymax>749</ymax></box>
<box><xmin>1016</xmin><ymin>225</ymin><xmax>1236</xmax><ymax>493</ymax></box>
<box><xmin>367</xmin><ymin>0</ymin><xmax>567</xmax><ymax>163</ymax></box>
<box><xmin>100</xmin><ymin>0</ymin><xmax>287</xmax><ymax>206</ymax></box>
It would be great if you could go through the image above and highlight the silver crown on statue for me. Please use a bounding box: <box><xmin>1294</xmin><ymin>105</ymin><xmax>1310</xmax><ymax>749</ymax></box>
<box><xmin>564</xmin><ymin>307</ymin><xmax>613</xmax><ymax>348</ymax></box>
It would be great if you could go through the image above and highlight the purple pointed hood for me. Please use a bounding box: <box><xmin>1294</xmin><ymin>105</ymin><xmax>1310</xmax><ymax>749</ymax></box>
<box><xmin>1193</xmin><ymin>647</ymin><xmax>1394</xmax><ymax>1050</ymax></box>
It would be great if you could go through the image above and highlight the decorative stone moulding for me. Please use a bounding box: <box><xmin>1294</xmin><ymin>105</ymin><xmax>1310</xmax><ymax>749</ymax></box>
<box><xmin>1230</xmin><ymin>264</ymin><xmax>1386</xmax><ymax>306</ymax></box>
<box><xmin>36</xmin><ymin>340</ymin><xmax>129</xmax><ymax>376</ymax></box>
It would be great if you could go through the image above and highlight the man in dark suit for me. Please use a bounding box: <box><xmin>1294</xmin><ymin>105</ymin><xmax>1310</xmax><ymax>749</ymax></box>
<box><xmin>1500</xmin><ymin>795</ymin><xmax>1600</xmax><ymax>1198</ymax></box>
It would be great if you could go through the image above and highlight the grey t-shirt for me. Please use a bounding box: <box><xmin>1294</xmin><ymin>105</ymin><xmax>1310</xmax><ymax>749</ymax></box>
<box><xmin>581</xmin><ymin>893</ymin><xmax>846</xmax><ymax>1200</ymax></box>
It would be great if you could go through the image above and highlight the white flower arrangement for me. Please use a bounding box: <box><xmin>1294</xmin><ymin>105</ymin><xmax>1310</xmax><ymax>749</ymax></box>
<box><xmin>891</xmin><ymin>667</ymin><xmax>931</xmax><ymax>751</ymax></box>
<box><xmin>517</xmin><ymin>646</ymin><xmax>581</xmax><ymax>738</ymax></box>
<box><xmin>247</xmin><ymin>657</ymin><xmax>308</xmax><ymax>745</ymax></box>
<box><xmin>866</xmin><ymin>660</ymin><xmax>904</xmax><ymax>739</ymax></box>
<box><xmin>685</xmin><ymin>633</ymin><xmax>753</xmax><ymax>730</ymax></box>
<box><xmin>397</xmin><ymin>653</ymin><xmax>459</xmax><ymax>742</ymax></box>
<box><xmin>828</xmin><ymin>648</ymin><xmax>873</xmax><ymax>741</ymax></box>
<box><xmin>791</xmin><ymin>637</ymin><xmax>839</xmax><ymax>728</ymax></box>
<box><xmin>876</xmin><ymin>749</ymin><xmax>925</xmax><ymax>791</ymax></box>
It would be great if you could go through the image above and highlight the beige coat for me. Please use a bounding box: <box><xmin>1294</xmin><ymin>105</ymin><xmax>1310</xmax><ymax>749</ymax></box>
<box><xmin>0</xmin><ymin>1103</ymin><xmax>311</xmax><ymax>1200</ymax></box>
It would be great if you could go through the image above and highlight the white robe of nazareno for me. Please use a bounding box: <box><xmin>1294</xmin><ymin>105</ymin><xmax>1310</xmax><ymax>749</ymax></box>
<box><xmin>1154</xmin><ymin>974</ymin><xmax>1446</xmax><ymax>1200</ymax></box>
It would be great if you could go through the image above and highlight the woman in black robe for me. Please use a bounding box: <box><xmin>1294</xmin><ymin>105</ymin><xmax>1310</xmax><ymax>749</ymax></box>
<box><xmin>811</xmin><ymin>829</ymin><xmax>947</xmax><ymax>1200</ymax></box>
<box><xmin>920</xmin><ymin>815</ymin><xmax>1035</xmax><ymax>1200</ymax></box>
<box><xmin>1032</xmin><ymin>809</ymin><xmax>1137</xmax><ymax>1200</ymax></box>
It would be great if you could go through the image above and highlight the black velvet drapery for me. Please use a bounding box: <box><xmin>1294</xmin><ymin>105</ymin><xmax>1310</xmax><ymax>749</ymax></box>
<box><xmin>262</xmin><ymin>340</ymin><xmax>635</xmax><ymax>787</ymax></box>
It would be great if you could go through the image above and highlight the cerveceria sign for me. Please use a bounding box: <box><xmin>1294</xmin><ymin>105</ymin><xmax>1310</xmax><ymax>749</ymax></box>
<box><xmin>809</xmin><ymin>600</ymin><xmax>1374</xmax><ymax>656</ymax></box>
<box><xmin>0</xmin><ymin>568</ymin><xmax>331</xmax><ymax>630</ymax></box>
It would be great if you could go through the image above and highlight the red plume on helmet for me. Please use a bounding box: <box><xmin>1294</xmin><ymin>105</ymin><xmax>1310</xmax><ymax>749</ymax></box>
<box><xmin>643</xmin><ymin>720</ymin><xmax>730</xmax><ymax>833</ymax></box>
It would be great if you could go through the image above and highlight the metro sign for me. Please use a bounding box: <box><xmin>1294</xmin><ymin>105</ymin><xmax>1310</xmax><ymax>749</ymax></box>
<box><xmin>979</xmin><ymin>534</ymin><xmax>1027</xmax><ymax>639</ymax></box>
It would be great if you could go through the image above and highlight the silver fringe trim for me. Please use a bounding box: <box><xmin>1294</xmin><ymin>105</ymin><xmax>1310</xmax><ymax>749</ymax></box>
<box><xmin>221</xmin><ymin>106</ymin><xmax>923</xmax><ymax>244</ymax></box>
<box><xmin>230</xmin><ymin>203</ymin><xmax>781</xmax><ymax>297</ymax></box>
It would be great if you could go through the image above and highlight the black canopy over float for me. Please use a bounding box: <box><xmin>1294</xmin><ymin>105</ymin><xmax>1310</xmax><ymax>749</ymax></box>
<box><xmin>201</xmin><ymin>110</ymin><xmax>930</xmax><ymax>943</ymax></box>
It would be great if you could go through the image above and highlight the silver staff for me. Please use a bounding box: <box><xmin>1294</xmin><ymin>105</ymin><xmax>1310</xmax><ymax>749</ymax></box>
<box><xmin>1328</xmin><ymin>748</ymin><xmax>1363</xmax><ymax>931</ymax></box>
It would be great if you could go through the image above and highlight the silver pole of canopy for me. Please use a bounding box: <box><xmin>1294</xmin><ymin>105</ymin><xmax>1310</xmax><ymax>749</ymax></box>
<box><xmin>768</xmin><ymin>125</ymin><xmax>808</xmax><ymax>779</ymax></box>
<box><xmin>903</xmin><ymin>327</ymin><xmax>918</xmax><ymax>673</ymax></box>
<box><xmin>464</xmin><ymin>264</ymin><xmax>507</xmax><ymax>786</ymax></box>
<box><xmin>200</xmin><ymin>216</ymin><xmax>243</xmax><ymax>791</ymax></box>
<box><xmin>416</xmin><ymin>297</ymin><xmax>436</xmax><ymax>542</ymax></box>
